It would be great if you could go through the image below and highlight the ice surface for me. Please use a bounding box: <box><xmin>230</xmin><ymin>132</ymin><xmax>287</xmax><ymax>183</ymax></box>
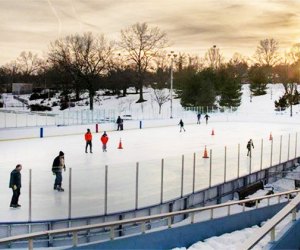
<box><xmin>0</xmin><ymin>84</ymin><xmax>300</xmax><ymax>223</ymax></box>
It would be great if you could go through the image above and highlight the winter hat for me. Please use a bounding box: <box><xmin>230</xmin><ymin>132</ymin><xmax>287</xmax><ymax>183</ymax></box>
<box><xmin>87</xmin><ymin>128</ymin><xmax>90</xmax><ymax>132</ymax></box>
<box><xmin>59</xmin><ymin>151</ymin><xmax>64</xmax><ymax>156</ymax></box>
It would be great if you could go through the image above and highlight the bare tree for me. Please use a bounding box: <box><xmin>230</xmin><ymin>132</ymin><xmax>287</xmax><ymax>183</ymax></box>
<box><xmin>253</xmin><ymin>38</ymin><xmax>280</xmax><ymax>66</ymax></box>
<box><xmin>151</xmin><ymin>88</ymin><xmax>169</xmax><ymax>114</ymax></box>
<box><xmin>48</xmin><ymin>32</ymin><xmax>114</xmax><ymax>110</ymax></box>
<box><xmin>288</xmin><ymin>43</ymin><xmax>300</xmax><ymax>64</ymax></box>
<box><xmin>274</xmin><ymin>52</ymin><xmax>299</xmax><ymax>117</ymax></box>
<box><xmin>119</xmin><ymin>22</ymin><xmax>168</xmax><ymax>103</ymax></box>
<box><xmin>205</xmin><ymin>45</ymin><xmax>224</xmax><ymax>69</ymax></box>
<box><xmin>14</xmin><ymin>51</ymin><xmax>42</xmax><ymax>82</ymax></box>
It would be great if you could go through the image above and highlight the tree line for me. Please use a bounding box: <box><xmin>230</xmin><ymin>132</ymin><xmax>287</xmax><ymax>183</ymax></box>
<box><xmin>0</xmin><ymin>22</ymin><xmax>300</xmax><ymax>114</ymax></box>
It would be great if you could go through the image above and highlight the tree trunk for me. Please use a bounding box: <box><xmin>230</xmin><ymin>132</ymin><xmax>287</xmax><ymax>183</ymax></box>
<box><xmin>75</xmin><ymin>87</ymin><xmax>80</xmax><ymax>101</ymax></box>
<box><xmin>89</xmin><ymin>93</ymin><xmax>94</xmax><ymax>110</ymax></box>
<box><xmin>159</xmin><ymin>104</ymin><xmax>162</xmax><ymax>114</ymax></box>
<box><xmin>136</xmin><ymin>84</ymin><xmax>146</xmax><ymax>103</ymax></box>
<box><xmin>122</xmin><ymin>87</ymin><xmax>127</xmax><ymax>97</ymax></box>
<box><xmin>290</xmin><ymin>104</ymin><xmax>293</xmax><ymax>117</ymax></box>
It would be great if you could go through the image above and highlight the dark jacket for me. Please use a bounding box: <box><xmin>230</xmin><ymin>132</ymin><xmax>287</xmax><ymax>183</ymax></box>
<box><xmin>116</xmin><ymin>117</ymin><xmax>121</xmax><ymax>124</ymax></box>
<box><xmin>247</xmin><ymin>141</ymin><xmax>254</xmax><ymax>150</ymax></box>
<box><xmin>9</xmin><ymin>169</ymin><xmax>21</xmax><ymax>189</ymax></box>
<box><xmin>52</xmin><ymin>155</ymin><xmax>66</xmax><ymax>173</ymax></box>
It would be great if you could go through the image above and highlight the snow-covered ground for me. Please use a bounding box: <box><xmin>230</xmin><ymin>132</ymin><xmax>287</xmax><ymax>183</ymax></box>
<box><xmin>172</xmin><ymin>168</ymin><xmax>300</xmax><ymax>250</ymax></box>
<box><xmin>1</xmin><ymin>84</ymin><xmax>300</xmax><ymax>248</ymax></box>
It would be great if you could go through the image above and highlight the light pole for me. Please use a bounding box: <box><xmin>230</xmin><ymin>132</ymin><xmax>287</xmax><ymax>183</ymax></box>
<box><xmin>212</xmin><ymin>45</ymin><xmax>217</xmax><ymax>69</ymax></box>
<box><xmin>168</xmin><ymin>51</ymin><xmax>177</xmax><ymax>119</ymax></box>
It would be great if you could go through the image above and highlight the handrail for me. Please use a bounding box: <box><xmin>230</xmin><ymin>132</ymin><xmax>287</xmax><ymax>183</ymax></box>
<box><xmin>0</xmin><ymin>189</ymin><xmax>299</xmax><ymax>249</ymax></box>
<box><xmin>242</xmin><ymin>192</ymin><xmax>300</xmax><ymax>249</ymax></box>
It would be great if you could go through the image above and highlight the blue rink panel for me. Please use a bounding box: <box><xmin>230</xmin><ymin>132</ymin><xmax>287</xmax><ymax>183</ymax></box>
<box><xmin>69</xmin><ymin>203</ymin><xmax>287</xmax><ymax>249</ymax></box>
<box><xmin>269</xmin><ymin>211</ymin><xmax>300</xmax><ymax>250</ymax></box>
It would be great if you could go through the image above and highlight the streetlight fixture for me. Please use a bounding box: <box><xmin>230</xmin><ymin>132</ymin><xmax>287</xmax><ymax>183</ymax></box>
<box><xmin>168</xmin><ymin>51</ymin><xmax>177</xmax><ymax>119</ymax></box>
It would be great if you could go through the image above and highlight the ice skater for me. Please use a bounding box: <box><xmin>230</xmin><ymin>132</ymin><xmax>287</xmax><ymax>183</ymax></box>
<box><xmin>9</xmin><ymin>164</ymin><xmax>22</xmax><ymax>208</ymax></box>
<box><xmin>116</xmin><ymin>116</ymin><xmax>123</xmax><ymax>131</ymax></box>
<box><xmin>197</xmin><ymin>113</ymin><xmax>201</xmax><ymax>124</ymax></box>
<box><xmin>101</xmin><ymin>131</ymin><xmax>109</xmax><ymax>152</ymax></box>
<box><xmin>52</xmin><ymin>151</ymin><xmax>66</xmax><ymax>192</ymax></box>
<box><xmin>204</xmin><ymin>114</ymin><xmax>210</xmax><ymax>124</ymax></box>
<box><xmin>84</xmin><ymin>128</ymin><xmax>93</xmax><ymax>153</ymax></box>
<box><xmin>178</xmin><ymin>119</ymin><xmax>186</xmax><ymax>132</ymax></box>
<box><xmin>247</xmin><ymin>139</ymin><xmax>254</xmax><ymax>157</ymax></box>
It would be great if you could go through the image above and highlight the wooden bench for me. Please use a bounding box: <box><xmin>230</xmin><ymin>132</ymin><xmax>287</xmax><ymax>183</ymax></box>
<box><xmin>237</xmin><ymin>181</ymin><xmax>274</xmax><ymax>207</ymax></box>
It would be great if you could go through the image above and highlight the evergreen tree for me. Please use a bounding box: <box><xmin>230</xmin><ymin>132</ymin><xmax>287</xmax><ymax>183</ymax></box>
<box><xmin>218</xmin><ymin>67</ymin><xmax>242</xmax><ymax>108</ymax></box>
<box><xmin>248</xmin><ymin>64</ymin><xmax>269</xmax><ymax>96</ymax></box>
<box><xmin>180</xmin><ymin>68</ymin><xmax>216</xmax><ymax>107</ymax></box>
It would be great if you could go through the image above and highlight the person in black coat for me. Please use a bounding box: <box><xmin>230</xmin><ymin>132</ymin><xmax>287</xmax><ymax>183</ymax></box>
<box><xmin>9</xmin><ymin>164</ymin><xmax>22</xmax><ymax>208</ymax></box>
<box><xmin>52</xmin><ymin>151</ymin><xmax>66</xmax><ymax>192</ymax></box>
<box><xmin>247</xmin><ymin>139</ymin><xmax>254</xmax><ymax>157</ymax></box>
<box><xmin>178</xmin><ymin>119</ymin><xmax>186</xmax><ymax>132</ymax></box>
<box><xmin>116</xmin><ymin>116</ymin><xmax>122</xmax><ymax>131</ymax></box>
<box><xmin>204</xmin><ymin>114</ymin><xmax>210</xmax><ymax>124</ymax></box>
<box><xmin>197</xmin><ymin>113</ymin><xmax>201</xmax><ymax>124</ymax></box>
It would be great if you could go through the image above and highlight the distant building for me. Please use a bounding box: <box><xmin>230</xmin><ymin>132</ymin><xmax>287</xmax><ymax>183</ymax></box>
<box><xmin>12</xmin><ymin>83</ymin><xmax>33</xmax><ymax>95</ymax></box>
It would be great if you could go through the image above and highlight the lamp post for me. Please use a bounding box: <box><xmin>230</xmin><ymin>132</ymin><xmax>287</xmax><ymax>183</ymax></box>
<box><xmin>168</xmin><ymin>51</ymin><xmax>177</xmax><ymax>119</ymax></box>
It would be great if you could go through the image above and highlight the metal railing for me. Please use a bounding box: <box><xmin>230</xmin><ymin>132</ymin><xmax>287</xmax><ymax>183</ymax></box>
<box><xmin>243</xmin><ymin>192</ymin><xmax>300</xmax><ymax>249</ymax></box>
<box><xmin>0</xmin><ymin>189</ymin><xmax>299</xmax><ymax>250</ymax></box>
<box><xmin>0</xmin><ymin>105</ymin><xmax>234</xmax><ymax>128</ymax></box>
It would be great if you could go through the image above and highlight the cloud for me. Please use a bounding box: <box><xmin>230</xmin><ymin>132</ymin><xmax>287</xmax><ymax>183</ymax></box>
<box><xmin>0</xmin><ymin>0</ymin><xmax>300</xmax><ymax>64</ymax></box>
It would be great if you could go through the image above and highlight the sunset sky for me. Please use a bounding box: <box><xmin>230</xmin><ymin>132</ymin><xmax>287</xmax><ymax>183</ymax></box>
<box><xmin>0</xmin><ymin>0</ymin><xmax>300</xmax><ymax>65</ymax></box>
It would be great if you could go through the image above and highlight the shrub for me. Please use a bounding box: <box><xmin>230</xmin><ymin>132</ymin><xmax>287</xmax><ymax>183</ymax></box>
<box><xmin>30</xmin><ymin>104</ymin><xmax>52</xmax><ymax>111</ymax></box>
<box><xmin>274</xmin><ymin>95</ymin><xmax>288</xmax><ymax>110</ymax></box>
<box><xmin>52</xmin><ymin>102</ymin><xmax>58</xmax><ymax>107</ymax></box>
<box><xmin>60</xmin><ymin>101</ymin><xmax>69</xmax><ymax>110</ymax></box>
<box><xmin>29</xmin><ymin>93</ymin><xmax>40</xmax><ymax>100</ymax></box>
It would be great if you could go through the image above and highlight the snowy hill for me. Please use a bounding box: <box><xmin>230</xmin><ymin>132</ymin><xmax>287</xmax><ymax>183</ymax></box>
<box><xmin>2</xmin><ymin>83</ymin><xmax>299</xmax><ymax>120</ymax></box>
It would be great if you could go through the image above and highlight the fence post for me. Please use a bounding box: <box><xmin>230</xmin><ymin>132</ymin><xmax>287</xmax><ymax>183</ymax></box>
<box><xmin>237</xmin><ymin>144</ymin><xmax>240</xmax><ymax>178</ymax></box>
<box><xmin>29</xmin><ymin>169</ymin><xmax>32</xmax><ymax>222</ymax></box>
<box><xmin>260</xmin><ymin>139</ymin><xmax>263</xmax><ymax>170</ymax></box>
<box><xmin>288</xmin><ymin>133</ymin><xmax>290</xmax><ymax>161</ymax></box>
<box><xmin>181</xmin><ymin>155</ymin><xmax>184</xmax><ymax>198</ymax></box>
<box><xmin>279</xmin><ymin>135</ymin><xmax>282</xmax><ymax>163</ymax></box>
<box><xmin>209</xmin><ymin>150</ymin><xmax>212</xmax><ymax>187</ymax></box>
<box><xmin>270</xmin><ymin>139</ymin><xmax>273</xmax><ymax>166</ymax></box>
<box><xmin>139</xmin><ymin>121</ymin><xmax>142</xmax><ymax>129</ymax></box>
<box><xmin>160</xmin><ymin>159</ymin><xmax>164</xmax><ymax>204</ymax></box>
<box><xmin>135</xmin><ymin>162</ymin><xmax>139</xmax><ymax>210</ymax></box>
<box><xmin>104</xmin><ymin>165</ymin><xmax>108</xmax><ymax>215</ymax></box>
<box><xmin>96</xmin><ymin>124</ymin><xmax>99</xmax><ymax>133</ymax></box>
<box><xmin>192</xmin><ymin>153</ymin><xmax>196</xmax><ymax>193</ymax></box>
<box><xmin>295</xmin><ymin>133</ymin><xmax>298</xmax><ymax>158</ymax></box>
<box><xmin>68</xmin><ymin>168</ymin><xmax>72</xmax><ymax>220</ymax></box>
<box><xmin>224</xmin><ymin>146</ymin><xmax>227</xmax><ymax>183</ymax></box>
<box><xmin>249</xmin><ymin>148</ymin><xmax>252</xmax><ymax>174</ymax></box>
<box><xmin>40</xmin><ymin>127</ymin><xmax>43</xmax><ymax>138</ymax></box>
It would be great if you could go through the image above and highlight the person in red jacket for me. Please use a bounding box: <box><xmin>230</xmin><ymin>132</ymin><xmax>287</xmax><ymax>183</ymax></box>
<box><xmin>100</xmin><ymin>131</ymin><xmax>109</xmax><ymax>152</ymax></box>
<box><xmin>85</xmin><ymin>128</ymin><xmax>93</xmax><ymax>153</ymax></box>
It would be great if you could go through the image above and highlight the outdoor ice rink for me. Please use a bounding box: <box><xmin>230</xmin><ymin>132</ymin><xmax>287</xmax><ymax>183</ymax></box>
<box><xmin>0</xmin><ymin>120</ymin><xmax>299</xmax><ymax>222</ymax></box>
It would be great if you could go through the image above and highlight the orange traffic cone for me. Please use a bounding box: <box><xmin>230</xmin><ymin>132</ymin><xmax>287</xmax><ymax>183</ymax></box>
<box><xmin>203</xmin><ymin>146</ymin><xmax>209</xmax><ymax>158</ymax></box>
<box><xmin>118</xmin><ymin>139</ymin><xmax>123</xmax><ymax>149</ymax></box>
<box><xmin>269</xmin><ymin>133</ymin><xmax>273</xmax><ymax>141</ymax></box>
<box><xmin>211</xmin><ymin>129</ymin><xmax>215</xmax><ymax>136</ymax></box>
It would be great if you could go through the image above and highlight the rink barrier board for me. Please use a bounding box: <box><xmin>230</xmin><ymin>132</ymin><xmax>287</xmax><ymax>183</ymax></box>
<box><xmin>269</xmin><ymin>216</ymin><xmax>300</xmax><ymax>249</ymax></box>
<box><xmin>0</xmin><ymin>119</ymin><xmax>198</xmax><ymax>141</ymax></box>
<box><xmin>0</xmin><ymin>158</ymin><xmax>298</xmax><ymax>248</ymax></box>
<box><xmin>69</xmin><ymin>202</ymin><xmax>290</xmax><ymax>250</ymax></box>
